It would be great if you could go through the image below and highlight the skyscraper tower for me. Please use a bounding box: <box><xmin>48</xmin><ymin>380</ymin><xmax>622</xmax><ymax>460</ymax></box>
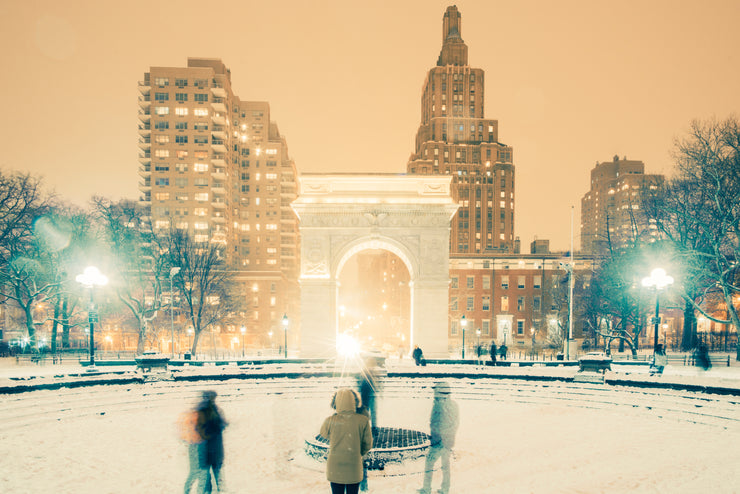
<box><xmin>407</xmin><ymin>6</ymin><xmax>515</xmax><ymax>254</ymax></box>
<box><xmin>138</xmin><ymin>58</ymin><xmax>299</xmax><ymax>344</ymax></box>
<box><xmin>580</xmin><ymin>155</ymin><xmax>663</xmax><ymax>254</ymax></box>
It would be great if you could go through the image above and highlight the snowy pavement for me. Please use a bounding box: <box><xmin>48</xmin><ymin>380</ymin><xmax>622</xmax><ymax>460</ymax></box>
<box><xmin>0</xmin><ymin>357</ymin><xmax>739</xmax><ymax>493</ymax></box>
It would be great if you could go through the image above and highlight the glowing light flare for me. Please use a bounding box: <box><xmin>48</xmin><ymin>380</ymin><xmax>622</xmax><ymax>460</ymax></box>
<box><xmin>642</xmin><ymin>268</ymin><xmax>674</xmax><ymax>290</ymax></box>
<box><xmin>336</xmin><ymin>332</ymin><xmax>361</xmax><ymax>358</ymax></box>
<box><xmin>75</xmin><ymin>266</ymin><xmax>108</xmax><ymax>287</ymax></box>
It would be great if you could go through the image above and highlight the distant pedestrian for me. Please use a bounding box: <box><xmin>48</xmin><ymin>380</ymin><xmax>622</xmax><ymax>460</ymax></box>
<box><xmin>695</xmin><ymin>343</ymin><xmax>712</xmax><ymax>371</ymax></box>
<box><xmin>320</xmin><ymin>388</ymin><xmax>373</xmax><ymax>494</ymax></box>
<box><xmin>650</xmin><ymin>344</ymin><xmax>667</xmax><ymax>375</ymax></box>
<box><xmin>413</xmin><ymin>345</ymin><xmax>424</xmax><ymax>366</ymax></box>
<box><xmin>418</xmin><ymin>382</ymin><xmax>459</xmax><ymax>494</ymax></box>
<box><xmin>476</xmin><ymin>344</ymin><xmax>485</xmax><ymax>366</ymax></box>
<box><xmin>499</xmin><ymin>344</ymin><xmax>508</xmax><ymax>360</ymax></box>
<box><xmin>489</xmin><ymin>342</ymin><xmax>497</xmax><ymax>366</ymax></box>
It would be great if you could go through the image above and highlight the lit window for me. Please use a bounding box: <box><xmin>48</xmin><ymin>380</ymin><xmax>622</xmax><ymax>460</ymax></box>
<box><xmin>194</xmin><ymin>208</ymin><xmax>207</xmax><ymax>216</ymax></box>
<box><xmin>194</xmin><ymin>108</ymin><xmax>208</xmax><ymax>117</ymax></box>
<box><xmin>175</xmin><ymin>107</ymin><xmax>188</xmax><ymax>116</ymax></box>
<box><xmin>154</xmin><ymin>77</ymin><xmax>169</xmax><ymax>87</ymax></box>
<box><xmin>194</xmin><ymin>192</ymin><xmax>209</xmax><ymax>201</ymax></box>
<box><xmin>155</xmin><ymin>220</ymin><xmax>170</xmax><ymax>229</ymax></box>
<box><xmin>194</xmin><ymin>163</ymin><xmax>209</xmax><ymax>172</ymax></box>
<box><xmin>155</xmin><ymin>106</ymin><xmax>169</xmax><ymax>115</ymax></box>
<box><xmin>155</xmin><ymin>149</ymin><xmax>169</xmax><ymax>157</ymax></box>
<box><xmin>155</xmin><ymin>135</ymin><xmax>170</xmax><ymax>144</ymax></box>
<box><xmin>194</xmin><ymin>222</ymin><xmax>208</xmax><ymax>230</ymax></box>
<box><xmin>194</xmin><ymin>234</ymin><xmax>208</xmax><ymax>243</ymax></box>
<box><xmin>501</xmin><ymin>296</ymin><xmax>508</xmax><ymax>312</ymax></box>
<box><xmin>176</xmin><ymin>150</ymin><xmax>188</xmax><ymax>158</ymax></box>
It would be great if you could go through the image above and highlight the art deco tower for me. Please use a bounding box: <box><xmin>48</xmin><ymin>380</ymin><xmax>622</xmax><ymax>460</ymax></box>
<box><xmin>407</xmin><ymin>6</ymin><xmax>515</xmax><ymax>254</ymax></box>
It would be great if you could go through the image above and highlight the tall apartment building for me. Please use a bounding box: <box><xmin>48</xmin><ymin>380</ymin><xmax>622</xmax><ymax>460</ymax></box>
<box><xmin>407</xmin><ymin>5</ymin><xmax>515</xmax><ymax>254</ymax></box>
<box><xmin>580</xmin><ymin>155</ymin><xmax>663</xmax><ymax>255</ymax></box>
<box><xmin>138</xmin><ymin>58</ymin><xmax>299</xmax><ymax>349</ymax></box>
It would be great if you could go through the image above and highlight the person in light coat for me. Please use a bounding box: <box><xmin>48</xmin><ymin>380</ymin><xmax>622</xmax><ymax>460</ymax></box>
<box><xmin>320</xmin><ymin>388</ymin><xmax>373</xmax><ymax>494</ymax></box>
<box><xmin>419</xmin><ymin>382</ymin><xmax>459</xmax><ymax>494</ymax></box>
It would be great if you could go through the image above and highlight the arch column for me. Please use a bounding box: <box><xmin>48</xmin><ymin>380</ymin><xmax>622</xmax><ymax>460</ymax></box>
<box><xmin>299</xmin><ymin>278</ymin><xmax>338</xmax><ymax>358</ymax></box>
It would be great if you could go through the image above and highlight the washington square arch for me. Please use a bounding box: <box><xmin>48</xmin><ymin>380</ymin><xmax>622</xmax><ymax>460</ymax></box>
<box><xmin>292</xmin><ymin>174</ymin><xmax>458</xmax><ymax>358</ymax></box>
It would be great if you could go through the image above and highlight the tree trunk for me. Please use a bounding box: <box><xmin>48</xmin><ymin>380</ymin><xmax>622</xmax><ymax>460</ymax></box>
<box><xmin>51</xmin><ymin>298</ymin><xmax>60</xmax><ymax>354</ymax></box>
<box><xmin>190</xmin><ymin>329</ymin><xmax>202</xmax><ymax>356</ymax></box>
<box><xmin>136</xmin><ymin>322</ymin><xmax>146</xmax><ymax>354</ymax></box>
<box><xmin>23</xmin><ymin>305</ymin><xmax>37</xmax><ymax>350</ymax></box>
<box><xmin>681</xmin><ymin>299</ymin><xmax>696</xmax><ymax>352</ymax></box>
<box><xmin>61</xmin><ymin>295</ymin><xmax>70</xmax><ymax>349</ymax></box>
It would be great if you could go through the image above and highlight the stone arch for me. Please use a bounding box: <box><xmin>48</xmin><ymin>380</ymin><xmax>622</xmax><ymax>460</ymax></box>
<box><xmin>292</xmin><ymin>174</ymin><xmax>457</xmax><ymax>358</ymax></box>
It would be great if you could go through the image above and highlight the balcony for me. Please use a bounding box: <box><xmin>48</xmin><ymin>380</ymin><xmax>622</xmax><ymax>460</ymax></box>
<box><xmin>138</xmin><ymin>137</ymin><xmax>151</xmax><ymax>149</ymax></box>
<box><xmin>138</xmin><ymin>109</ymin><xmax>151</xmax><ymax>122</ymax></box>
<box><xmin>138</xmin><ymin>123</ymin><xmax>151</xmax><ymax>136</ymax></box>
<box><xmin>211</xmin><ymin>97</ymin><xmax>226</xmax><ymax>113</ymax></box>
<box><xmin>212</xmin><ymin>182</ymin><xmax>226</xmax><ymax>194</ymax></box>
<box><xmin>139</xmin><ymin>179</ymin><xmax>151</xmax><ymax>191</ymax></box>
<box><xmin>138</xmin><ymin>80</ymin><xmax>150</xmax><ymax>94</ymax></box>
<box><xmin>211</xmin><ymin>199</ymin><xmax>226</xmax><ymax>208</ymax></box>
<box><xmin>210</xmin><ymin>138</ymin><xmax>227</xmax><ymax>153</ymax></box>
<box><xmin>211</xmin><ymin>125</ymin><xmax>226</xmax><ymax>139</ymax></box>
<box><xmin>210</xmin><ymin>82</ymin><xmax>226</xmax><ymax>98</ymax></box>
<box><xmin>138</xmin><ymin>95</ymin><xmax>151</xmax><ymax>108</ymax></box>
<box><xmin>211</xmin><ymin>112</ymin><xmax>226</xmax><ymax>125</ymax></box>
<box><xmin>211</xmin><ymin>167</ymin><xmax>226</xmax><ymax>179</ymax></box>
<box><xmin>212</xmin><ymin>214</ymin><xmax>227</xmax><ymax>224</ymax></box>
<box><xmin>138</xmin><ymin>164</ymin><xmax>151</xmax><ymax>177</ymax></box>
<box><xmin>138</xmin><ymin>152</ymin><xmax>151</xmax><ymax>164</ymax></box>
<box><xmin>211</xmin><ymin>154</ymin><xmax>226</xmax><ymax>166</ymax></box>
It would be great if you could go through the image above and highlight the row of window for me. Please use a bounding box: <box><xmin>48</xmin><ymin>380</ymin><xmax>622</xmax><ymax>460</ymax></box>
<box><xmin>451</xmin><ymin>275</ymin><xmax>543</xmax><ymax>290</ymax></box>
<box><xmin>451</xmin><ymin>295</ymin><xmax>543</xmax><ymax>314</ymax></box>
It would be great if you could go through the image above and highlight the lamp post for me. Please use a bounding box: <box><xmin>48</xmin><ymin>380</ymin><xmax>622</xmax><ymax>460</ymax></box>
<box><xmin>75</xmin><ymin>266</ymin><xmax>108</xmax><ymax>367</ymax></box>
<box><xmin>642</xmin><ymin>268</ymin><xmax>674</xmax><ymax>355</ymax></box>
<box><xmin>169</xmin><ymin>267</ymin><xmax>180</xmax><ymax>358</ymax></box>
<box><xmin>461</xmin><ymin>315</ymin><xmax>467</xmax><ymax>359</ymax></box>
<box><xmin>282</xmin><ymin>313</ymin><xmax>289</xmax><ymax>358</ymax></box>
<box><xmin>240</xmin><ymin>325</ymin><xmax>246</xmax><ymax>357</ymax></box>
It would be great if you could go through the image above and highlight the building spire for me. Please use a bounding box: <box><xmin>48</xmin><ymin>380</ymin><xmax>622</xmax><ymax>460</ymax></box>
<box><xmin>437</xmin><ymin>6</ymin><xmax>468</xmax><ymax>66</ymax></box>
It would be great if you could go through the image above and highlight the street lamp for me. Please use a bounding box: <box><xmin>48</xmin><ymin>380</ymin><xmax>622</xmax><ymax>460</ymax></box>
<box><xmin>75</xmin><ymin>266</ymin><xmax>108</xmax><ymax>367</ymax></box>
<box><xmin>169</xmin><ymin>267</ymin><xmax>180</xmax><ymax>358</ymax></box>
<box><xmin>282</xmin><ymin>313</ymin><xmax>289</xmax><ymax>358</ymax></box>
<box><xmin>240</xmin><ymin>325</ymin><xmax>246</xmax><ymax>357</ymax></box>
<box><xmin>642</xmin><ymin>268</ymin><xmax>674</xmax><ymax>355</ymax></box>
<box><xmin>460</xmin><ymin>315</ymin><xmax>467</xmax><ymax>359</ymax></box>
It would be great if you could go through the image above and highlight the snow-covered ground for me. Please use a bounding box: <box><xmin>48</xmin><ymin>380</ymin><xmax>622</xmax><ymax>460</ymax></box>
<box><xmin>0</xmin><ymin>357</ymin><xmax>738</xmax><ymax>493</ymax></box>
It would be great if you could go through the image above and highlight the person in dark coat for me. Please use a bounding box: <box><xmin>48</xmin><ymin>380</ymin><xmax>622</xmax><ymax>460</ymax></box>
<box><xmin>499</xmin><ymin>344</ymin><xmax>508</xmax><ymax>360</ymax></box>
<box><xmin>196</xmin><ymin>390</ymin><xmax>227</xmax><ymax>493</ymax></box>
<box><xmin>412</xmin><ymin>345</ymin><xmax>424</xmax><ymax>366</ymax></box>
<box><xmin>695</xmin><ymin>343</ymin><xmax>712</xmax><ymax>371</ymax></box>
<box><xmin>489</xmin><ymin>342</ymin><xmax>497</xmax><ymax>366</ymax></box>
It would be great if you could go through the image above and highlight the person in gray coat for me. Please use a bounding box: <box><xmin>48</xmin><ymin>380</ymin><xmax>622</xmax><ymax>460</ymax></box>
<box><xmin>419</xmin><ymin>382</ymin><xmax>459</xmax><ymax>494</ymax></box>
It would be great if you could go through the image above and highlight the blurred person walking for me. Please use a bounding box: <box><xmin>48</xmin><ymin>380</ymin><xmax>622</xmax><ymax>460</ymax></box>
<box><xmin>413</xmin><ymin>345</ymin><xmax>424</xmax><ymax>366</ymax></box>
<box><xmin>419</xmin><ymin>382</ymin><xmax>459</xmax><ymax>494</ymax></box>
<box><xmin>182</xmin><ymin>390</ymin><xmax>228</xmax><ymax>493</ymax></box>
<box><xmin>320</xmin><ymin>388</ymin><xmax>373</xmax><ymax>494</ymax></box>
<box><xmin>489</xmin><ymin>341</ymin><xmax>497</xmax><ymax>366</ymax></box>
<box><xmin>650</xmin><ymin>344</ymin><xmax>667</xmax><ymax>375</ymax></box>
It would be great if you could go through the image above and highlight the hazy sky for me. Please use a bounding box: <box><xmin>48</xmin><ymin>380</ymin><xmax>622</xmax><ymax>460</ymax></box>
<box><xmin>2</xmin><ymin>0</ymin><xmax>739</xmax><ymax>251</ymax></box>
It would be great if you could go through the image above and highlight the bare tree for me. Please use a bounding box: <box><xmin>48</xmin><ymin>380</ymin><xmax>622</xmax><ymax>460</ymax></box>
<box><xmin>92</xmin><ymin>197</ymin><xmax>167</xmax><ymax>354</ymax></box>
<box><xmin>645</xmin><ymin>116</ymin><xmax>740</xmax><ymax>360</ymax></box>
<box><xmin>164</xmin><ymin>230</ymin><xmax>243</xmax><ymax>355</ymax></box>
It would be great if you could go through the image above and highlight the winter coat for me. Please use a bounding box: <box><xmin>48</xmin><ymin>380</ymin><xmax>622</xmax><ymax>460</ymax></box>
<box><xmin>195</xmin><ymin>403</ymin><xmax>227</xmax><ymax>468</ymax></box>
<box><xmin>430</xmin><ymin>396</ymin><xmax>459</xmax><ymax>449</ymax></box>
<box><xmin>320</xmin><ymin>388</ymin><xmax>373</xmax><ymax>484</ymax></box>
<box><xmin>653</xmin><ymin>352</ymin><xmax>668</xmax><ymax>368</ymax></box>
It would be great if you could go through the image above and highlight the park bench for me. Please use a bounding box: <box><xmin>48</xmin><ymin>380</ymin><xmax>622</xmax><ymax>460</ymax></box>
<box><xmin>135</xmin><ymin>352</ymin><xmax>170</xmax><ymax>372</ymax></box>
<box><xmin>577</xmin><ymin>353</ymin><xmax>612</xmax><ymax>373</ymax></box>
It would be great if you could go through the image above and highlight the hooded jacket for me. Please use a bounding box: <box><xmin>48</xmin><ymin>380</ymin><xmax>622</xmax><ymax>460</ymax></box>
<box><xmin>319</xmin><ymin>388</ymin><xmax>373</xmax><ymax>484</ymax></box>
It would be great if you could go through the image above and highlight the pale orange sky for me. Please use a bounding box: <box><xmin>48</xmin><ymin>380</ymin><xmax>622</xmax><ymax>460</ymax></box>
<box><xmin>2</xmin><ymin>0</ymin><xmax>739</xmax><ymax>251</ymax></box>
